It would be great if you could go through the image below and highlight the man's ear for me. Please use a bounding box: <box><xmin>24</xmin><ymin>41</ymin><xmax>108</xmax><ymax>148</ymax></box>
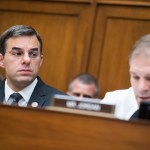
<box><xmin>39</xmin><ymin>54</ymin><xmax>43</xmax><ymax>67</ymax></box>
<box><xmin>0</xmin><ymin>54</ymin><xmax>5</xmax><ymax>68</ymax></box>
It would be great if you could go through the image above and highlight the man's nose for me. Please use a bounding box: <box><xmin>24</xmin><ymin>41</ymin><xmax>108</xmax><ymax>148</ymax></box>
<box><xmin>21</xmin><ymin>53</ymin><xmax>31</xmax><ymax>63</ymax></box>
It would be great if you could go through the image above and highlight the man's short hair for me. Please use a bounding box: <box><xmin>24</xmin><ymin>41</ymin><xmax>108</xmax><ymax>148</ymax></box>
<box><xmin>129</xmin><ymin>34</ymin><xmax>150</xmax><ymax>63</ymax></box>
<box><xmin>0</xmin><ymin>25</ymin><xmax>42</xmax><ymax>55</ymax></box>
<box><xmin>68</xmin><ymin>73</ymin><xmax>100</xmax><ymax>97</ymax></box>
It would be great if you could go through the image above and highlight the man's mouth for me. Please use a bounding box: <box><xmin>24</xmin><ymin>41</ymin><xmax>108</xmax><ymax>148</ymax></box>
<box><xmin>138</xmin><ymin>96</ymin><xmax>150</xmax><ymax>101</ymax></box>
<box><xmin>18</xmin><ymin>69</ymin><xmax>32</xmax><ymax>75</ymax></box>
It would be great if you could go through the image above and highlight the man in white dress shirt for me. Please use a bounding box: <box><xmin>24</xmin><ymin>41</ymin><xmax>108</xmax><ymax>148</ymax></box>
<box><xmin>101</xmin><ymin>34</ymin><xmax>150</xmax><ymax>120</ymax></box>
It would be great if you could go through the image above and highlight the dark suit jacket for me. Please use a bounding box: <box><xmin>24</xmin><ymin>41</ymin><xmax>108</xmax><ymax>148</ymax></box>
<box><xmin>0</xmin><ymin>76</ymin><xmax>64</xmax><ymax>108</ymax></box>
<box><xmin>130</xmin><ymin>109</ymin><xmax>139</xmax><ymax>119</ymax></box>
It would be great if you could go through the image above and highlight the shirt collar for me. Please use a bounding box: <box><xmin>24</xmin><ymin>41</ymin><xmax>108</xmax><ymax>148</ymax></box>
<box><xmin>5</xmin><ymin>78</ymin><xmax>38</xmax><ymax>103</ymax></box>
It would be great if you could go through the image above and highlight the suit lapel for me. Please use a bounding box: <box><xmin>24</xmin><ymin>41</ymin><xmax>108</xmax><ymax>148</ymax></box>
<box><xmin>27</xmin><ymin>77</ymin><xmax>47</xmax><ymax>107</ymax></box>
<box><xmin>0</xmin><ymin>77</ymin><xmax>49</xmax><ymax>107</ymax></box>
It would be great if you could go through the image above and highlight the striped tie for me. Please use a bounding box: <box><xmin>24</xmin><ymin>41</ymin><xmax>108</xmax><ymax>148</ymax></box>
<box><xmin>10</xmin><ymin>93</ymin><xmax>22</xmax><ymax>105</ymax></box>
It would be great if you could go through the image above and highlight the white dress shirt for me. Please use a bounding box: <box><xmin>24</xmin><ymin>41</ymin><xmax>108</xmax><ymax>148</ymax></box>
<box><xmin>4</xmin><ymin>78</ymin><xmax>37</xmax><ymax>107</ymax></box>
<box><xmin>101</xmin><ymin>87</ymin><xmax>139</xmax><ymax>120</ymax></box>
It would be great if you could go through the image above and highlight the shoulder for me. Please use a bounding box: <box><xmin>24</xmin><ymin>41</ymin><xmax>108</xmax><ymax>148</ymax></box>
<box><xmin>105</xmin><ymin>87</ymin><xmax>133</xmax><ymax>97</ymax></box>
<box><xmin>101</xmin><ymin>87</ymin><xmax>134</xmax><ymax>104</ymax></box>
<box><xmin>36</xmin><ymin>76</ymin><xmax>64</xmax><ymax>95</ymax></box>
<box><xmin>31</xmin><ymin>77</ymin><xmax>65</xmax><ymax>107</ymax></box>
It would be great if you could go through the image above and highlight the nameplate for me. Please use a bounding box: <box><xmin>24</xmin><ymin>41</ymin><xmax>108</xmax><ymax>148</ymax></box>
<box><xmin>51</xmin><ymin>94</ymin><xmax>115</xmax><ymax>114</ymax></box>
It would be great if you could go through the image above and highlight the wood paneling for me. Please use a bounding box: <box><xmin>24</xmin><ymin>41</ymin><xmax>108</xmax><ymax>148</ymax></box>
<box><xmin>88</xmin><ymin>4</ymin><xmax>150</xmax><ymax>97</ymax></box>
<box><xmin>0</xmin><ymin>0</ymin><xmax>95</xmax><ymax>92</ymax></box>
<box><xmin>0</xmin><ymin>104</ymin><xmax>149</xmax><ymax>150</ymax></box>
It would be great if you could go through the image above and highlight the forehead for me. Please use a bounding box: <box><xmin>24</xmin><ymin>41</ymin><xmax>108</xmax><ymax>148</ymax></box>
<box><xmin>72</xmin><ymin>80</ymin><xmax>96</xmax><ymax>92</ymax></box>
<box><xmin>6</xmin><ymin>35</ymin><xmax>40</xmax><ymax>50</ymax></box>
<box><xmin>130</xmin><ymin>54</ymin><xmax>150</xmax><ymax>75</ymax></box>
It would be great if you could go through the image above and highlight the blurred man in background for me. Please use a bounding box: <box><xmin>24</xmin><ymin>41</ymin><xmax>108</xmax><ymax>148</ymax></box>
<box><xmin>67</xmin><ymin>73</ymin><xmax>100</xmax><ymax>99</ymax></box>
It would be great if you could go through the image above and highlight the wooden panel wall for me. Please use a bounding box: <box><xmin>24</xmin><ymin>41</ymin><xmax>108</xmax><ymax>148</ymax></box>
<box><xmin>88</xmin><ymin>3</ymin><xmax>150</xmax><ymax>97</ymax></box>
<box><xmin>0</xmin><ymin>0</ymin><xmax>150</xmax><ymax>98</ymax></box>
<box><xmin>0</xmin><ymin>0</ymin><xmax>95</xmax><ymax>92</ymax></box>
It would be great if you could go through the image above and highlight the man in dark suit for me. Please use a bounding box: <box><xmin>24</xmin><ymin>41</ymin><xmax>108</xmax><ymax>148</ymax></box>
<box><xmin>0</xmin><ymin>25</ymin><xmax>63</xmax><ymax>108</ymax></box>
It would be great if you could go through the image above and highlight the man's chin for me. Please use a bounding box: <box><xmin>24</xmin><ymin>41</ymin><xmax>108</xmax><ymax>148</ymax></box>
<box><xmin>17</xmin><ymin>76</ymin><xmax>34</xmax><ymax>85</ymax></box>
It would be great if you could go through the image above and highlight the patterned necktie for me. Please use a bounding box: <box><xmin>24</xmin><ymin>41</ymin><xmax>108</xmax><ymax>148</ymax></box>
<box><xmin>10</xmin><ymin>93</ymin><xmax>22</xmax><ymax>105</ymax></box>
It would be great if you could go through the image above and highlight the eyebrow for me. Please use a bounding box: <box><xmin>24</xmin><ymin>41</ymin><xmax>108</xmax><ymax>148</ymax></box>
<box><xmin>73</xmin><ymin>92</ymin><xmax>92</xmax><ymax>98</ymax></box>
<box><xmin>12</xmin><ymin>47</ymin><xmax>22</xmax><ymax>51</ymax></box>
<box><xmin>11</xmin><ymin>47</ymin><xmax>39</xmax><ymax>51</ymax></box>
<box><xmin>130</xmin><ymin>71</ymin><xmax>136</xmax><ymax>75</ymax></box>
<box><xmin>130</xmin><ymin>71</ymin><xmax>150</xmax><ymax>77</ymax></box>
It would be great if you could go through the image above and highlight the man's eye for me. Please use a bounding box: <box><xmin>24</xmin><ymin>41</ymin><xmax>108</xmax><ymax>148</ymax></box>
<box><xmin>145</xmin><ymin>77</ymin><xmax>150</xmax><ymax>81</ymax></box>
<box><xmin>84</xmin><ymin>95</ymin><xmax>92</xmax><ymax>98</ymax></box>
<box><xmin>29</xmin><ymin>52</ymin><xmax>38</xmax><ymax>57</ymax></box>
<box><xmin>13</xmin><ymin>51</ymin><xmax>22</xmax><ymax>56</ymax></box>
<box><xmin>73</xmin><ymin>93</ymin><xmax>80</xmax><ymax>97</ymax></box>
<box><xmin>133</xmin><ymin>76</ymin><xmax>139</xmax><ymax>80</ymax></box>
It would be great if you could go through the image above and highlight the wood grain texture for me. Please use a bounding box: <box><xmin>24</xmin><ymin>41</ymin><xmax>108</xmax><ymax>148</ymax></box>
<box><xmin>0</xmin><ymin>104</ymin><xmax>149</xmax><ymax>150</ymax></box>
<box><xmin>0</xmin><ymin>1</ymin><xmax>95</xmax><ymax>93</ymax></box>
<box><xmin>88</xmin><ymin>4</ymin><xmax>150</xmax><ymax>97</ymax></box>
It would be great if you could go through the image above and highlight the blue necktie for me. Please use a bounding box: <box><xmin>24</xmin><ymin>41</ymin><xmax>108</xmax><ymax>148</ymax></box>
<box><xmin>10</xmin><ymin>93</ymin><xmax>22</xmax><ymax>105</ymax></box>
